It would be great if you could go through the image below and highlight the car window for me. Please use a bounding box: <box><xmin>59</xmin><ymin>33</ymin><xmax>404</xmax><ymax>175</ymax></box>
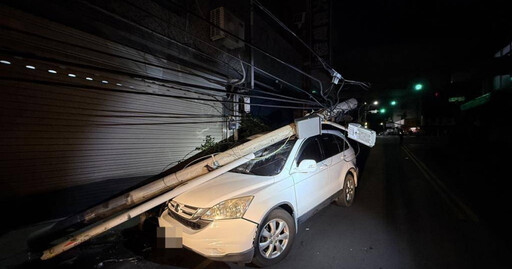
<box><xmin>231</xmin><ymin>138</ymin><xmax>296</xmax><ymax>176</ymax></box>
<box><xmin>297</xmin><ymin>137</ymin><xmax>322</xmax><ymax>164</ymax></box>
<box><xmin>318</xmin><ymin>134</ymin><xmax>341</xmax><ymax>159</ymax></box>
<box><xmin>334</xmin><ymin>135</ymin><xmax>351</xmax><ymax>152</ymax></box>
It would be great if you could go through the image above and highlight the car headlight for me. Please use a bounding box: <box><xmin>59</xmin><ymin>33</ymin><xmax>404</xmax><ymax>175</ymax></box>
<box><xmin>200</xmin><ymin>196</ymin><xmax>253</xmax><ymax>221</ymax></box>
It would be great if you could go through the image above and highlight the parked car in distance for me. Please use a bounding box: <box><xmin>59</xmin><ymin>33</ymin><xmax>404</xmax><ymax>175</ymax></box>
<box><xmin>158</xmin><ymin>127</ymin><xmax>359</xmax><ymax>267</ymax></box>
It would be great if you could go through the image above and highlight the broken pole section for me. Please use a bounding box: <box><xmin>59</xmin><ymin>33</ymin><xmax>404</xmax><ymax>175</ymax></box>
<box><xmin>40</xmin><ymin>123</ymin><xmax>297</xmax><ymax>240</ymax></box>
<box><xmin>40</xmin><ymin>154</ymin><xmax>256</xmax><ymax>260</ymax></box>
<box><xmin>37</xmin><ymin>98</ymin><xmax>357</xmax><ymax>259</ymax></box>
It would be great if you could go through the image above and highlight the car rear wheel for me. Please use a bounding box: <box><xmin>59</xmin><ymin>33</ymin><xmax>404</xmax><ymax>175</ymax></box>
<box><xmin>335</xmin><ymin>173</ymin><xmax>356</xmax><ymax>207</ymax></box>
<box><xmin>252</xmin><ymin>208</ymin><xmax>295</xmax><ymax>267</ymax></box>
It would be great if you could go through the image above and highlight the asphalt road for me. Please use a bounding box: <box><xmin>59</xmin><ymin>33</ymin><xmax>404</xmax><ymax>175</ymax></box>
<box><xmin>10</xmin><ymin>136</ymin><xmax>511</xmax><ymax>268</ymax></box>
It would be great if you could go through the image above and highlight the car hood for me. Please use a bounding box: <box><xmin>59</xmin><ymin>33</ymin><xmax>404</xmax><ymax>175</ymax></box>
<box><xmin>173</xmin><ymin>172</ymin><xmax>274</xmax><ymax>208</ymax></box>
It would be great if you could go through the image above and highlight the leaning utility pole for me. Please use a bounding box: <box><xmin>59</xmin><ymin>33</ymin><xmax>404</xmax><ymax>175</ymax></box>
<box><xmin>36</xmin><ymin>99</ymin><xmax>360</xmax><ymax>260</ymax></box>
<box><xmin>41</xmin><ymin>154</ymin><xmax>256</xmax><ymax>260</ymax></box>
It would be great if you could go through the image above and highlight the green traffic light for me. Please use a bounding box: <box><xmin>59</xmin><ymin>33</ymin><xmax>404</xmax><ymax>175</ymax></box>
<box><xmin>390</xmin><ymin>100</ymin><xmax>397</xmax><ymax>106</ymax></box>
<box><xmin>414</xmin><ymin>83</ymin><xmax>423</xmax><ymax>91</ymax></box>
<box><xmin>380</xmin><ymin>108</ymin><xmax>386</xmax><ymax>113</ymax></box>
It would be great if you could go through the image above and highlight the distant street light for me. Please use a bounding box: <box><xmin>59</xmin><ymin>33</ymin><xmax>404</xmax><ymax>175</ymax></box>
<box><xmin>379</xmin><ymin>108</ymin><xmax>386</xmax><ymax>113</ymax></box>
<box><xmin>373</xmin><ymin>101</ymin><xmax>379</xmax><ymax>105</ymax></box>
<box><xmin>390</xmin><ymin>100</ymin><xmax>397</xmax><ymax>106</ymax></box>
<box><xmin>414</xmin><ymin>83</ymin><xmax>423</xmax><ymax>91</ymax></box>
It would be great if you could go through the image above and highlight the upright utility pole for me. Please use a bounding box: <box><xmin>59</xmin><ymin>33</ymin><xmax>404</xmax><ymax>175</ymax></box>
<box><xmin>232</xmin><ymin>0</ymin><xmax>255</xmax><ymax>142</ymax></box>
<box><xmin>233</xmin><ymin>93</ymin><xmax>239</xmax><ymax>141</ymax></box>
<box><xmin>250</xmin><ymin>0</ymin><xmax>255</xmax><ymax>91</ymax></box>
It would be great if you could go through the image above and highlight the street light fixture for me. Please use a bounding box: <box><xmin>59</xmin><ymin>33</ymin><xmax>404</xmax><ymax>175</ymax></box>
<box><xmin>379</xmin><ymin>108</ymin><xmax>386</xmax><ymax>113</ymax></box>
<box><xmin>373</xmin><ymin>101</ymin><xmax>379</xmax><ymax>105</ymax></box>
<box><xmin>390</xmin><ymin>100</ymin><xmax>397</xmax><ymax>106</ymax></box>
<box><xmin>414</xmin><ymin>83</ymin><xmax>423</xmax><ymax>91</ymax></box>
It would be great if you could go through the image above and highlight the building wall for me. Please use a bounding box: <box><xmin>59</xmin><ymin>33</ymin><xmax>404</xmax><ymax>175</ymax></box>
<box><xmin>0</xmin><ymin>4</ymin><xmax>226</xmax><ymax>222</ymax></box>
<box><xmin>493</xmin><ymin>41</ymin><xmax>511</xmax><ymax>90</ymax></box>
<box><xmin>0</xmin><ymin>0</ymin><xmax>309</xmax><ymax>225</ymax></box>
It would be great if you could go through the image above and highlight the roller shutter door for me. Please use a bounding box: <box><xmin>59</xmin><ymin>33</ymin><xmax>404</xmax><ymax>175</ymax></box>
<box><xmin>0</xmin><ymin>7</ymin><xmax>227</xmax><ymax>198</ymax></box>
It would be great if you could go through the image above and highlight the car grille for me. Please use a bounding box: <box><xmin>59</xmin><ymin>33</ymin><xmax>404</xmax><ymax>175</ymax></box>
<box><xmin>167</xmin><ymin>200</ymin><xmax>209</xmax><ymax>230</ymax></box>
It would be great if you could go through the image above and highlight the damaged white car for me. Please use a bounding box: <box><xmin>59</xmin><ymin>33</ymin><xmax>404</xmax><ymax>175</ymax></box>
<box><xmin>158</xmin><ymin>129</ymin><xmax>358</xmax><ymax>267</ymax></box>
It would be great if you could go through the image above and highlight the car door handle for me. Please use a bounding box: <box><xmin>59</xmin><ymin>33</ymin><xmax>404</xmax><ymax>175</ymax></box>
<box><xmin>320</xmin><ymin>163</ymin><xmax>329</xmax><ymax>169</ymax></box>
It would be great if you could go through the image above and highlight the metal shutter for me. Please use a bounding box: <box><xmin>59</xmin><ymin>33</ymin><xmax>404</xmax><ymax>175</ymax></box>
<box><xmin>0</xmin><ymin>7</ymin><xmax>227</xmax><ymax>198</ymax></box>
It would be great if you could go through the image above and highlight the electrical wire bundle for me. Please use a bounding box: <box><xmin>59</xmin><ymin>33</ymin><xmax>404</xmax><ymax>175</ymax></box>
<box><xmin>0</xmin><ymin>0</ymin><xmax>370</xmax><ymax>173</ymax></box>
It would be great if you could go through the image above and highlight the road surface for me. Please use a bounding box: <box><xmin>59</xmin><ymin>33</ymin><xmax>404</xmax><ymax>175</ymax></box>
<box><xmin>9</xmin><ymin>136</ymin><xmax>510</xmax><ymax>268</ymax></box>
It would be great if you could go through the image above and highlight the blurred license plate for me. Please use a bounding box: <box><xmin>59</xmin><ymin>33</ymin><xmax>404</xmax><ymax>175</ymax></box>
<box><xmin>157</xmin><ymin>226</ymin><xmax>183</xmax><ymax>248</ymax></box>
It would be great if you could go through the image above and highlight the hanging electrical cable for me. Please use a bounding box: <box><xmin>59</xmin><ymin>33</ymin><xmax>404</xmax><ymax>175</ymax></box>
<box><xmin>2</xmin><ymin>6</ymin><xmax>329</xmax><ymax>108</ymax></box>
<box><xmin>79</xmin><ymin>0</ymin><xmax>328</xmax><ymax>109</ymax></box>
<box><xmin>253</xmin><ymin>0</ymin><xmax>335</xmax><ymax>79</ymax></box>
<box><xmin>77</xmin><ymin>0</ymin><xmax>244</xmax><ymax>80</ymax></box>
<box><xmin>121</xmin><ymin>0</ymin><xmax>325</xmax><ymax>91</ymax></box>
<box><xmin>252</xmin><ymin>0</ymin><xmax>370</xmax><ymax>95</ymax></box>
<box><xmin>0</xmin><ymin>77</ymin><xmax>322</xmax><ymax>110</ymax></box>
<box><xmin>0</xmin><ymin>49</ymin><xmax>321</xmax><ymax>107</ymax></box>
<box><xmin>3</xmin><ymin>0</ymin><xmax>343</xmax><ymax>113</ymax></box>
<box><xmin>0</xmin><ymin>24</ymin><xmax>231</xmax><ymax>82</ymax></box>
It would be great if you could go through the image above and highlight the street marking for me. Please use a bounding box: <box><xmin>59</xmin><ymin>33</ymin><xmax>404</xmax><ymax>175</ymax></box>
<box><xmin>402</xmin><ymin>145</ymin><xmax>479</xmax><ymax>222</ymax></box>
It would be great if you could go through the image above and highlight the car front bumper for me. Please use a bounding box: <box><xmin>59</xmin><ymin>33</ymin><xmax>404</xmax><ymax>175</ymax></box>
<box><xmin>158</xmin><ymin>209</ymin><xmax>258</xmax><ymax>263</ymax></box>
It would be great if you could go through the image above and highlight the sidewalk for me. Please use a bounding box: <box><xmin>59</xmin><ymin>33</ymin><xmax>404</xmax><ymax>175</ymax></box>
<box><xmin>0</xmin><ymin>217</ymin><xmax>144</xmax><ymax>269</ymax></box>
<box><xmin>0</xmin><ymin>220</ymin><xmax>57</xmax><ymax>268</ymax></box>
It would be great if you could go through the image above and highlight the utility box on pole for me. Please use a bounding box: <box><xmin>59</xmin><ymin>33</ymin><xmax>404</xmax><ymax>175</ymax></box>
<box><xmin>294</xmin><ymin>115</ymin><xmax>321</xmax><ymax>139</ymax></box>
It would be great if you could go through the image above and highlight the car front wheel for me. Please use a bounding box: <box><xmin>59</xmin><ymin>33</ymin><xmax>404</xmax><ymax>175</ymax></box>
<box><xmin>252</xmin><ymin>208</ymin><xmax>295</xmax><ymax>267</ymax></box>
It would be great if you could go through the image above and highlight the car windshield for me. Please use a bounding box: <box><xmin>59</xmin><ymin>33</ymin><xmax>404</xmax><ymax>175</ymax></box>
<box><xmin>230</xmin><ymin>138</ymin><xmax>296</xmax><ymax>176</ymax></box>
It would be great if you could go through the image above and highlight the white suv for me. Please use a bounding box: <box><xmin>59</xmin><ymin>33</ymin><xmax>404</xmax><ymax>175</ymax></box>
<box><xmin>158</xmin><ymin>129</ymin><xmax>358</xmax><ymax>267</ymax></box>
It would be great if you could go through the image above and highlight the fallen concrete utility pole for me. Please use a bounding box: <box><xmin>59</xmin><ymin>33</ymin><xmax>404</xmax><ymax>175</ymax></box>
<box><xmin>49</xmin><ymin>123</ymin><xmax>296</xmax><ymax>230</ymax></box>
<box><xmin>43</xmin><ymin>98</ymin><xmax>356</xmax><ymax>234</ymax></box>
<box><xmin>32</xmin><ymin>124</ymin><xmax>296</xmax><ymax>253</ymax></box>
<box><xmin>40</xmin><ymin>153</ymin><xmax>255</xmax><ymax>260</ymax></box>
<box><xmin>37</xmin><ymin>124</ymin><xmax>295</xmax><ymax>258</ymax></box>
<box><xmin>37</xmin><ymin>98</ymin><xmax>358</xmax><ymax>260</ymax></box>
<box><xmin>76</xmin><ymin>98</ymin><xmax>355</xmax><ymax>223</ymax></box>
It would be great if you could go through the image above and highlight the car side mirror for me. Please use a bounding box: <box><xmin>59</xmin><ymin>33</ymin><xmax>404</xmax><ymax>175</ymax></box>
<box><xmin>293</xmin><ymin>159</ymin><xmax>317</xmax><ymax>173</ymax></box>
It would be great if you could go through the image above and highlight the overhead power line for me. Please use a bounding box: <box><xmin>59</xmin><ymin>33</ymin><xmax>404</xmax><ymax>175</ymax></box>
<box><xmin>126</xmin><ymin>0</ymin><xmax>324</xmax><ymax>90</ymax></box>
<box><xmin>253</xmin><ymin>0</ymin><xmax>371</xmax><ymax>91</ymax></box>
<box><xmin>0</xmin><ymin>49</ymin><xmax>320</xmax><ymax>107</ymax></box>
<box><xmin>79</xmin><ymin>0</ymin><xmax>328</xmax><ymax>108</ymax></box>
<box><xmin>253</xmin><ymin>0</ymin><xmax>336</xmax><ymax>79</ymax></box>
<box><xmin>0</xmin><ymin>77</ymin><xmax>322</xmax><ymax>110</ymax></box>
<box><xmin>0</xmin><ymin>24</ymin><xmax>316</xmax><ymax>105</ymax></box>
<box><xmin>77</xmin><ymin>0</ymin><xmax>244</xmax><ymax>79</ymax></box>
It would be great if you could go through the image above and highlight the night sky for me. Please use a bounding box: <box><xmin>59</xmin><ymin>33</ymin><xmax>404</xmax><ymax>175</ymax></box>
<box><xmin>331</xmin><ymin>0</ymin><xmax>511</xmax><ymax>88</ymax></box>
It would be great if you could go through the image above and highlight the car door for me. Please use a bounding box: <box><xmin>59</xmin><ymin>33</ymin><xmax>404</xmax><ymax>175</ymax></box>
<box><xmin>291</xmin><ymin>136</ymin><xmax>331</xmax><ymax>217</ymax></box>
<box><xmin>318</xmin><ymin>134</ymin><xmax>344</xmax><ymax>195</ymax></box>
<box><xmin>333</xmin><ymin>135</ymin><xmax>355</xmax><ymax>188</ymax></box>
